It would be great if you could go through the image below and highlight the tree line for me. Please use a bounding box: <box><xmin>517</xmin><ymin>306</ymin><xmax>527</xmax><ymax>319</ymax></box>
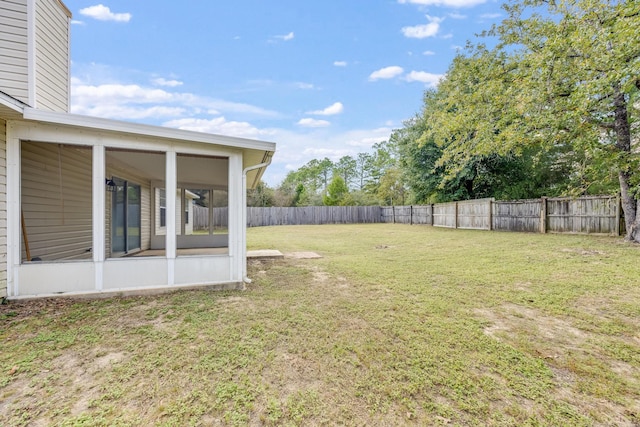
<box><xmin>249</xmin><ymin>0</ymin><xmax>639</xmax><ymax>241</ymax></box>
<box><xmin>247</xmin><ymin>141</ymin><xmax>405</xmax><ymax>208</ymax></box>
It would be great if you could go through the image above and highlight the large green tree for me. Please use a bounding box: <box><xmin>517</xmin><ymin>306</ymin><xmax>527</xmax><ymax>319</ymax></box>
<box><xmin>496</xmin><ymin>0</ymin><xmax>640</xmax><ymax>240</ymax></box>
<box><xmin>413</xmin><ymin>0</ymin><xmax>637</xmax><ymax>239</ymax></box>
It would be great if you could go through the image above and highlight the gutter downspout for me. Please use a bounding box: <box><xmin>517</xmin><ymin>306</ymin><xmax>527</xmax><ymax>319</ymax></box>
<box><xmin>241</xmin><ymin>152</ymin><xmax>273</xmax><ymax>283</ymax></box>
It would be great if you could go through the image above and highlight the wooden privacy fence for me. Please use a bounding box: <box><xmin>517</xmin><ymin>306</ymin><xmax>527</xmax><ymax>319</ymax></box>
<box><xmin>191</xmin><ymin>195</ymin><xmax>622</xmax><ymax>236</ymax></box>
<box><xmin>192</xmin><ymin>205</ymin><xmax>228</xmax><ymax>230</ymax></box>
<box><xmin>246</xmin><ymin>206</ymin><xmax>381</xmax><ymax>227</ymax></box>
<box><xmin>406</xmin><ymin>195</ymin><xmax>621</xmax><ymax>235</ymax></box>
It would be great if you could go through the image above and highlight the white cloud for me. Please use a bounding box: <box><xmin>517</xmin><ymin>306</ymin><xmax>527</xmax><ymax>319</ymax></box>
<box><xmin>274</xmin><ymin>31</ymin><xmax>295</xmax><ymax>41</ymax></box>
<box><xmin>448</xmin><ymin>12</ymin><xmax>467</xmax><ymax>19</ymax></box>
<box><xmin>152</xmin><ymin>77</ymin><xmax>183</xmax><ymax>87</ymax></box>
<box><xmin>297</xmin><ymin>118</ymin><xmax>331</xmax><ymax>128</ymax></box>
<box><xmin>163</xmin><ymin>117</ymin><xmax>271</xmax><ymax>139</ymax></box>
<box><xmin>294</xmin><ymin>82</ymin><xmax>315</xmax><ymax>90</ymax></box>
<box><xmin>307</xmin><ymin>102</ymin><xmax>344</xmax><ymax>116</ymax></box>
<box><xmin>479</xmin><ymin>13</ymin><xmax>502</xmax><ymax>19</ymax></box>
<box><xmin>423</xmin><ymin>50</ymin><xmax>436</xmax><ymax>56</ymax></box>
<box><xmin>402</xmin><ymin>15</ymin><xmax>443</xmax><ymax>39</ymax></box>
<box><xmin>369</xmin><ymin>66</ymin><xmax>404</xmax><ymax>81</ymax></box>
<box><xmin>405</xmin><ymin>71</ymin><xmax>444</xmax><ymax>87</ymax></box>
<box><xmin>398</xmin><ymin>0</ymin><xmax>486</xmax><ymax>7</ymax></box>
<box><xmin>334</xmin><ymin>61</ymin><xmax>348</xmax><ymax>67</ymax></box>
<box><xmin>79</xmin><ymin>4</ymin><xmax>131</xmax><ymax>22</ymax></box>
<box><xmin>70</xmin><ymin>78</ymin><xmax>279</xmax><ymax>121</ymax></box>
<box><xmin>71</xmin><ymin>20</ymin><xmax>86</xmax><ymax>26</ymax></box>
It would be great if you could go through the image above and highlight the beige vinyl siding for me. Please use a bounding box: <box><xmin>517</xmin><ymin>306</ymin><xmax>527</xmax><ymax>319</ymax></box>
<box><xmin>0</xmin><ymin>0</ymin><xmax>29</xmax><ymax>104</ymax></box>
<box><xmin>154</xmin><ymin>189</ymin><xmax>183</xmax><ymax>236</ymax></box>
<box><xmin>21</xmin><ymin>141</ymin><xmax>93</xmax><ymax>262</ymax></box>
<box><xmin>0</xmin><ymin>120</ymin><xmax>7</xmax><ymax>298</ymax></box>
<box><xmin>104</xmin><ymin>167</ymin><xmax>152</xmax><ymax>258</ymax></box>
<box><xmin>34</xmin><ymin>0</ymin><xmax>69</xmax><ymax>112</ymax></box>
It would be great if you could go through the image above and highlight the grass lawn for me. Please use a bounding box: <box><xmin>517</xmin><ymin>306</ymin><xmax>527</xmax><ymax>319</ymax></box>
<box><xmin>1</xmin><ymin>224</ymin><xmax>639</xmax><ymax>426</ymax></box>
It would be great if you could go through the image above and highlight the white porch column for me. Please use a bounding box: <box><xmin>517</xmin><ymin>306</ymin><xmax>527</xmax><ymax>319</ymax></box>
<box><xmin>92</xmin><ymin>145</ymin><xmax>105</xmax><ymax>291</ymax></box>
<box><xmin>228</xmin><ymin>153</ymin><xmax>243</xmax><ymax>282</ymax></box>
<box><xmin>166</xmin><ymin>150</ymin><xmax>177</xmax><ymax>285</ymax></box>
<box><xmin>6</xmin><ymin>124</ymin><xmax>20</xmax><ymax>297</ymax></box>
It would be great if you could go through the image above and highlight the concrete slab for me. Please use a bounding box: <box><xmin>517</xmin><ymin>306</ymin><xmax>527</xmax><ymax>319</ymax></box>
<box><xmin>247</xmin><ymin>249</ymin><xmax>284</xmax><ymax>260</ymax></box>
<box><xmin>285</xmin><ymin>252</ymin><xmax>323</xmax><ymax>259</ymax></box>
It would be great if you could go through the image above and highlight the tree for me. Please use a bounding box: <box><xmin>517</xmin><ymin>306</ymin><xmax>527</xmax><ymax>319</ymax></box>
<box><xmin>377</xmin><ymin>167</ymin><xmax>407</xmax><ymax>206</ymax></box>
<box><xmin>355</xmin><ymin>152</ymin><xmax>373</xmax><ymax>191</ymax></box>
<box><xmin>334</xmin><ymin>156</ymin><xmax>357</xmax><ymax>190</ymax></box>
<box><xmin>291</xmin><ymin>183</ymin><xmax>309</xmax><ymax>206</ymax></box>
<box><xmin>493</xmin><ymin>0</ymin><xmax>640</xmax><ymax>240</ymax></box>
<box><xmin>406</xmin><ymin>0</ymin><xmax>637</xmax><ymax>239</ymax></box>
<box><xmin>246</xmin><ymin>181</ymin><xmax>274</xmax><ymax>207</ymax></box>
<box><xmin>323</xmin><ymin>175</ymin><xmax>349</xmax><ymax>206</ymax></box>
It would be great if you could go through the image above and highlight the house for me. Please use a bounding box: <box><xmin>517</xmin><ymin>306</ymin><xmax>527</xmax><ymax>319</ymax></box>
<box><xmin>0</xmin><ymin>0</ymin><xmax>276</xmax><ymax>299</ymax></box>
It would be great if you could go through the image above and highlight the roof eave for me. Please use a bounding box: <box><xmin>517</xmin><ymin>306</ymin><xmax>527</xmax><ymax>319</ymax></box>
<box><xmin>22</xmin><ymin>107</ymin><xmax>276</xmax><ymax>152</ymax></box>
<box><xmin>0</xmin><ymin>92</ymin><xmax>27</xmax><ymax>119</ymax></box>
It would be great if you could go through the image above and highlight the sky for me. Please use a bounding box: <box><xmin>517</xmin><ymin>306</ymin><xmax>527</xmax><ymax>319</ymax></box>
<box><xmin>63</xmin><ymin>0</ymin><xmax>506</xmax><ymax>186</ymax></box>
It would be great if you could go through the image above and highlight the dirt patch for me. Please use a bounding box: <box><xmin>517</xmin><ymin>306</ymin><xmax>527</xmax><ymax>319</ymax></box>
<box><xmin>476</xmin><ymin>304</ymin><xmax>640</xmax><ymax>425</ymax></box>
<box><xmin>560</xmin><ymin>248</ymin><xmax>608</xmax><ymax>257</ymax></box>
<box><xmin>312</xmin><ymin>271</ymin><xmax>331</xmax><ymax>283</ymax></box>
<box><xmin>0</xmin><ymin>297</ymin><xmax>78</xmax><ymax>322</ymax></box>
<box><xmin>0</xmin><ymin>348</ymin><xmax>129</xmax><ymax>424</ymax></box>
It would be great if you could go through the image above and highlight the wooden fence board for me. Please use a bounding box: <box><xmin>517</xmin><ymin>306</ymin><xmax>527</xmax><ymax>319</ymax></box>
<box><xmin>433</xmin><ymin>202</ymin><xmax>457</xmax><ymax>228</ymax></box>
<box><xmin>492</xmin><ymin>199</ymin><xmax>541</xmax><ymax>233</ymax></box>
<box><xmin>546</xmin><ymin>196</ymin><xmax>618</xmax><ymax>235</ymax></box>
<box><xmin>457</xmin><ymin>199</ymin><xmax>492</xmax><ymax>230</ymax></box>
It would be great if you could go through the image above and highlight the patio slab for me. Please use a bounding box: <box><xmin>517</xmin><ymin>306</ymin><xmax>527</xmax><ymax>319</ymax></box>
<box><xmin>285</xmin><ymin>252</ymin><xmax>323</xmax><ymax>259</ymax></box>
<box><xmin>247</xmin><ymin>250</ymin><xmax>284</xmax><ymax>260</ymax></box>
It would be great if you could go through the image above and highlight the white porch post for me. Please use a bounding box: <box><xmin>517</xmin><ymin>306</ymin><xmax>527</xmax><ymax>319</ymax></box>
<box><xmin>228</xmin><ymin>153</ymin><xmax>243</xmax><ymax>282</ymax></box>
<box><xmin>6</xmin><ymin>124</ymin><xmax>20</xmax><ymax>297</ymax></box>
<box><xmin>166</xmin><ymin>150</ymin><xmax>177</xmax><ymax>285</ymax></box>
<box><xmin>92</xmin><ymin>145</ymin><xmax>105</xmax><ymax>291</ymax></box>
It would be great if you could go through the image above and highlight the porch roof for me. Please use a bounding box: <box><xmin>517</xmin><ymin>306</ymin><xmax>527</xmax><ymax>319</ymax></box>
<box><xmin>18</xmin><ymin>107</ymin><xmax>276</xmax><ymax>189</ymax></box>
<box><xmin>0</xmin><ymin>91</ymin><xmax>28</xmax><ymax>120</ymax></box>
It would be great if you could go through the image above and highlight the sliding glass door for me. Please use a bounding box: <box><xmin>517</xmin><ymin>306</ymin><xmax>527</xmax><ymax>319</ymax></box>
<box><xmin>112</xmin><ymin>178</ymin><xmax>141</xmax><ymax>255</ymax></box>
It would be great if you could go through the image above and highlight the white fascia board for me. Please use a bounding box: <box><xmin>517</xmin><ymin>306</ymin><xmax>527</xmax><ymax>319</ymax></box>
<box><xmin>21</xmin><ymin>108</ymin><xmax>276</xmax><ymax>152</ymax></box>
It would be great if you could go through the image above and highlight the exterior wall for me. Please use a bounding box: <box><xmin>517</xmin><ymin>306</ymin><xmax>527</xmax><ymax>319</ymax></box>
<box><xmin>34</xmin><ymin>0</ymin><xmax>70</xmax><ymax>112</ymax></box>
<box><xmin>0</xmin><ymin>0</ymin><xmax>29</xmax><ymax>104</ymax></box>
<box><xmin>0</xmin><ymin>120</ymin><xmax>7</xmax><ymax>299</ymax></box>
<box><xmin>154</xmin><ymin>189</ymin><xmax>183</xmax><ymax>237</ymax></box>
<box><xmin>21</xmin><ymin>141</ymin><xmax>93</xmax><ymax>261</ymax></box>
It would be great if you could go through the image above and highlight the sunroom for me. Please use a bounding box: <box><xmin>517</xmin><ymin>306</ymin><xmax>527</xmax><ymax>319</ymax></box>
<box><xmin>7</xmin><ymin>108</ymin><xmax>275</xmax><ymax>298</ymax></box>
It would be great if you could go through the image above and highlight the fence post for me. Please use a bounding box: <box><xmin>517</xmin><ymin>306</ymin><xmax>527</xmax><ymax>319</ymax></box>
<box><xmin>540</xmin><ymin>197</ymin><xmax>547</xmax><ymax>234</ymax></box>
<box><xmin>430</xmin><ymin>204</ymin><xmax>434</xmax><ymax>226</ymax></box>
<box><xmin>615</xmin><ymin>193</ymin><xmax>621</xmax><ymax>236</ymax></box>
<box><xmin>410</xmin><ymin>205</ymin><xmax>413</xmax><ymax>225</ymax></box>
<box><xmin>488</xmin><ymin>198</ymin><xmax>493</xmax><ymax>231</ymax></box>
<box><xmin>392</xmin><ymin>205</ymin><xmax>396</xmax><ymax>224</ymax></box>
<box><xmin>455</xmin><ymin>202</ymin><xmax>458</xmax><ymax>229</ymax></box>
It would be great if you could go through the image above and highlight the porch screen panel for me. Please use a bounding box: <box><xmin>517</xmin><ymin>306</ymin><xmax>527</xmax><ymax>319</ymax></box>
<box><xmin>106</xmin><ymin>149</ymin><xmax>164</xmax><ymax>257</ymax></box>
<box><xmin>21</xmin><ymin>142</ymin><xmax>93</xmax><ymax>262</ymax></box>
<box><xmin>176</xmin><ymin>154</ymin><xmax>229</xmax><ymax>251</ymax></box>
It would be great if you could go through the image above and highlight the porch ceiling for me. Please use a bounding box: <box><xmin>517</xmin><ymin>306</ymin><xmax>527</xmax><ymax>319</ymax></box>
<box><xmin>107</xmin><ymin>150</ymin><xmax>229</xmax><ymax>186</ymax></box>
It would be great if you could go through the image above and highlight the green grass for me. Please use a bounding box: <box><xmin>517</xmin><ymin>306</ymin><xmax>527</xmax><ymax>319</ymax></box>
<box><xmin>2</xmin><ymin>224</ymin><xmax>639</xmax><ymax>425</ymax></box>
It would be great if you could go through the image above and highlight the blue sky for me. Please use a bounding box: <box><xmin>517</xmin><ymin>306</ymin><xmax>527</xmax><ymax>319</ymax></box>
<box><xmin>64</xmin><ymin>0</ymin><xmax>505</xmax><ymax>185</ymax></box>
